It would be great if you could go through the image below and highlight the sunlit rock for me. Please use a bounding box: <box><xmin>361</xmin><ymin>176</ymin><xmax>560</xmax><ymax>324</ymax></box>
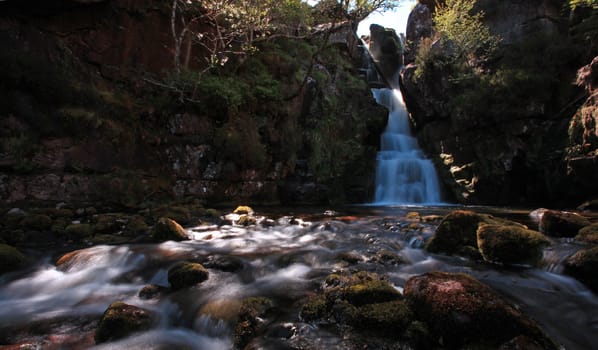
<box><xmin>404</xmin><ymin>271</ymin><xmax>559</xmax><ymax>349</ymax></box>
<box><xmin>564</xmin><ymin>246</ymin><xmax>598</xmax><ymax>292</ymax></box>
<box><xmin>167</xmin><ymin>261</ymin><xmax>209</xmax><ymax>290</ymax></box>
<box><xmin>95</xmin><ymin>301</ymin><xmax>156</xmax><ymax>343</ymax></box>
<box><xmin>477</xmin><ymin>224</ymin><xmax>550</xmax><ymax>265</ymax></box>
<box><xmin>539</xmin><ymin>210</ymin><xmax>591</xmax><ymax>237</ymax></box>
<box><xmin>150</xmin><ymin>217</ymin><xmax>188</xmax><ymax>242</ymax></box>
<box><xmin>425</xmin><ymin>210</ymin><xmax>525</xmax><ymax>259</ymax></box>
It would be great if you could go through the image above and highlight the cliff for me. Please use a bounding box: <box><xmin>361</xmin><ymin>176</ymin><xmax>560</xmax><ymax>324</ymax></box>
<box><xmin>401</xmin><ymin>0</ymin><xmax>598</xmax><ymax>205</ymax></box>
<box><xmin>0</xmin><ymin>0</ymin><xmax>387</xmax><ymax>208</ymax></box>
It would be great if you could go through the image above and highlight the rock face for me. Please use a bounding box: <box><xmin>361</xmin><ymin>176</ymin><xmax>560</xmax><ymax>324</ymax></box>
<box><xmin>0</xmin><ymin>1</ymin><xmax>386</xmax><ymax>207</ymax></box>
<box><xmin>404</xmin><ymin>271</ymin><xmax>558</xmax><ymax>349</ymax></box>
<box><xmin>402</xmin><ymin>0</ymin><xmax>597</xmax><ymax>205</ymax></box>
<box><xmin>367</xmin><ymin>24</ymin><xmax>403</xmax><ymax>87</ymax></box>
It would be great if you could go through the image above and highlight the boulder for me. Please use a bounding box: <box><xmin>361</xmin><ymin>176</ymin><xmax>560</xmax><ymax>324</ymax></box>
<box><xmin>138</xmin><ymin>284</ymin><xmax>169</xmax><ymax>300</ymax></box>
<box><xmin>233</xmin><ymin>297</ymin><xmax>273</xmax><ymax>349</ymax></box>
<box><xmin>0</xmin><ymin>244</ymin><xmax>28</xmax><ymax>274</ymax></box>
<box><xmin>95</xmin><ymin>301</ymin><xmax>156</xmax><ymax>343</ymax></box>
<box><xmin>539</xmin><ymin>210</ymin><xmax>591</xmax><ymax>237</ymax></box>
<box><xmin>563</xmin><ymin>247</ymin><xmax>598</xmax><ymax>292</ymax></box>
<box><xmin>348</xmin><ymin>300</ymin><xmax>414</xmax><ymax>335</ymax></box>
<box><xmin>63</xmin><ymin>223</ymin><xmax>93</xmax><ymax>241</ymax></box>
<box><xmin>150</xmin><ymin>217</ymin><xmax>188</xmax><ymax>242</ymax></box>
<box><xmin>167</xmin><ymin>261</ymin><xmax>209</xmax><ymax>290</ymax></box>
<box><xmin>233</xmin><ymin>206</ymin><xmax>254</xmax><ymax>215</ymax></box>
<box><xmin>425</xmin><ymin>210</ymin><xmax>525</xmax><ymax>258</ymax></box>
<box><xmin>575</xmin><ymin>224</ymin><xmax>598</xmax><ymax>244</ymax></box>
<box><xmin>477</xmin><ymin>224</ymin><xmax>550</xmax><ymax>265</ymax></box>
<box><xmin>404</xmin><ymin>272</ymin><xmax>558</xmax><ymax>349</ymax></box>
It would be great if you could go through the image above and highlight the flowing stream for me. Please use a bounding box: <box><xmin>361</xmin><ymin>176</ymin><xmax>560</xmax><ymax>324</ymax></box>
<box><xmin>0</xmin><ymin>206</ymin><xmax>596</xmax><ymax>349</ymax></box>
<box><xmin>372</xmin><ymin>88</ymin><xmax>442</xmax><ymax>205</ymax></box>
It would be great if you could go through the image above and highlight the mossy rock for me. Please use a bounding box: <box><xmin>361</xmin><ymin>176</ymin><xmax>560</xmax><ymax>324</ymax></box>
<box><xmin>233</xmin><ymin>297</ymin><xmax>273</xmax><ymax>349</ymax></box>
<box><xmin>124</xmin><ymin>215</ymin><xmax>149</xmax><ymax>236</ymax></box>
<box><xmin>336</xmin><ymin>251</ymin><xmax>363</xmax><ymax>264</ymax></box>
<box><xmin>92</xmin><ymin>214</ymin><xmax>123</xmax><ymax>234</ymax></box>
<box><xmin>563</xmin><ymin>247</ymin><xmax>598</xmax><ymax>292</ymax></box>
<box><xmin>89</xmin><ymin>234</ymin><xmax>131</xmax><ymax>245</ymax></box>
<box><xmin>539</xmin><ymin>210</ymin><xmax>591</xmax><ymax>237</ymax></box>
<box><xmin>300</xmin><ymin>295</ymin><xmax>328</xmax><ymax>321</ymax></box>
<box><xmin>477</xmin><ymin>224</ymin><xmax>550</xmax><ymax>265</ymax></box>
<box><xmin>50</xmin><ymin>217</ymin><xmax>69</xmax><ymax>234</ymax></box>
<box><xmin>138</xmin><ymin>284</ymin><xmax>169</xmax><ymax>300</ymax></box>
<box><xmin>324</xmin><ymin>271</ymin><xmax>402</xmax><ymax>307</ymax></box>
<box><xmin>404</xmin><ymin>271</ymin><xmax>558</xmax><ymax>350</ymax></box>
<box><xmin>95</xmin><ymin>301</ymin><xmax>156</xmax><ymax>343</ymax></box>
<box><xmin>167</xmin><ymin>261</ymin><xmax>209</xmax><ymax>290</ymax></box>
<box><xmin>233</xmin><ymin>206</ymin><xmax>254</xmax><ymax>215</ymax></box>
<box><xmin>152</xmin><ymin>206</ymin><xmax>191</xmax><ymax>225</ymax></box>
<box><xmin>0</xmin><ymin>244</ymin><xmax>28</xmax><ymax>274</ymax></box>
<box><xmin>20</xmin><ymin>214</ymin><xmax>52</xmax><ymax>231</ymax></box>
<box><xmin>575</xmin><ymin>224</ymin><xmax>598</xmax><ymax>245</ymax></box>
<box><xmin>150</xmin><ymin>217</ymin><xmax>188</xmax><ymax>242</ymax></box>
<box><xmin>425</xmin><ymin>210</ymin><xmax>525</xmax><ymax>258</ymax></box>
<box><xmin>205</xmin><ymin>208</ymin><xmax>222</xmax><ymax>218</ymax></box>
<box><xmin>237</xmin><ymin>214</ymin><xmax>256</xmax><ymax>226</ymax></box>
<box><xmin>370</xmin><ymin>249</ymin><xmax>404</xmax><ymax>265</ymax></box>
<box><xmin>349</xmin><ymin>300</ymin><xmax>414</xmax><ymax>335</ymax></box>
<box><xmin>64</xmin><ymin>224</ymin><xmax>93</xmax><ymax>241</ymax></box>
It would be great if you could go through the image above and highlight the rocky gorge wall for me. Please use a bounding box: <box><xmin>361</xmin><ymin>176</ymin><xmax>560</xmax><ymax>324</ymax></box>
<box><xmin>0</xmin><ymin>0</ymin><xmax>387</xmax><ymax>209</ymax></box>
<box><xmin>400</xmin><ymin>0</ymin><xmax>598</xmax><ymax>206</ymax></box>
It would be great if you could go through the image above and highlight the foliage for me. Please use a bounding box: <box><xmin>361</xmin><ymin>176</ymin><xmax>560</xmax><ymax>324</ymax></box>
<box><xmin>432</xmin><ymin>0</ymin><xmax>500</xmax><ymax>64</ymax></box>
<box><xmin>569</xmin><ymin>0</ymin><xmax>598</xmax><ymax>9</ymax></box>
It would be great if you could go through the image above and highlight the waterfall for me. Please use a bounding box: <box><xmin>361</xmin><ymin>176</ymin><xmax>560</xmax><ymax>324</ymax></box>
<box><xmin>372</xmin><ymin>88</ymin><xmax>442</xmax><ymax>204</ymax></box>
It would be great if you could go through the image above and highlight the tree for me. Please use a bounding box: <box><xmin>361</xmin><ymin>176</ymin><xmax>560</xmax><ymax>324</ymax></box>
<box><xmin>432</xmin><ymin>0</ymin><xmax>499</xmax><ymax>65</ymax></box>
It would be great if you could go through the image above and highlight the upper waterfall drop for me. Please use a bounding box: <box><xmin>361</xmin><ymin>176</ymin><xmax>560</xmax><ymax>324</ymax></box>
<box><xmin>371</xmin><ymin>87</ymin><xmax>442</xmax><ymax>205</ymax></box>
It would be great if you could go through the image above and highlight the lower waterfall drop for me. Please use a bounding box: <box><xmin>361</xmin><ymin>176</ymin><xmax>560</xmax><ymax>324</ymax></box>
<box><xmin>373</xmin><ymin>88</ymin><xmax>442</xmax><ymax>204</ymax></box>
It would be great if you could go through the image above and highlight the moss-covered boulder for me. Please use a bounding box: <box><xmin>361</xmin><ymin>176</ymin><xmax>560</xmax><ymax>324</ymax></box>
<box><xmin>124</xmin><ymin>215</ymin><xmax>148</xmax><ymax>236</ymax></box>
<box><xmin>575</xmin><ymin>224</ymin><xmax>598</xmax><ymax>245</ymax></box>
<box><xmin>563</xmin><ymin>247</ymin><xmax>598</xmax><ymax>292</ymax></box>
<box><xmin>63</xmin><ymin>223</ymin><xmax>93</xmax><ymax>241</ymax></box>
<box><xmin>20</xmin><ymin>214</ymin><xmax>52</xmax><ymax>231</ymax></box>
<box><xmin>539</xmin><ymin>210</ymin><xmax>591</xmax><ymax>237</ymax></box>
<box><xmin>425</xmin><ymin>210</ymin><xmax>525</xmax><ymax>258</ymax></box>
<box><xmin>95</xmin><ymin>301</ymin><xmax>156</xmax><ymax>343</ymax></box>
<box><xmin>138</xmin><ymin>284</ymin><xmax>169</xmax><ymax>300</ymax></box>
<box><xmin>152</xmin><ymin>206</ymin><xmax>192</xmax><ymax>225</ymax></box>
<box><xmin>404</xmin><ymin>271</ymin><xmax>558</xmax><ymax>350</ymax></box>
<box><xmin>477</xmin><ymin>224</ymin><xmax>550</xmax><ymax>265</ymax></box>
<box><xmin>92</xmin><ymin>214</ymin><xmax>122</xmax><ymax>234</ymax></box>
<box><xmin>348</xmin><ymin>300</ymin><xmax>414</xmax><ymax>335</ymax></box>
<box><xmin>233</xmin><ymin>297</ymin><xmax>273</xmax><ymax>349</ymax></box>
<box><xmin>237</xmin><ymin>214</ymin><xmax>256</xmax><ymax>226</ymax></box>
<box><xmin>233</xmin><ymin>206</ymin><xmax>254</xmax><ymax>215</ymax></box>
<box><xmin>0</xmin><ymin>244</ymin><xmax>28</xmax><ymax>274</ymax></box>
<box><xmin>167</xmin><ymin>261</ymin><xmax>209</xmax><ymax>290</ymax></box>
<box><xmin>150</xmin><ymin>217</ymin><xmax>188</xmax><ymax>242</ymax></box>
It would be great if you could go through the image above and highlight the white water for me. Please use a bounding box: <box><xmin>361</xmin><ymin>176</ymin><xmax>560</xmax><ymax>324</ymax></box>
<box><xmin>373</xmin><ymin>88</ymin><xmax>442</xmax><ymax>204</ymax></box>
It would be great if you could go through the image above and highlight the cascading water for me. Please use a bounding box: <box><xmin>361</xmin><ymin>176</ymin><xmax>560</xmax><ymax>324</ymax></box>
<box><xmin>372</xmin><ymin>87</ymin><xmax>442</xmax><ymax>204</ymax></box>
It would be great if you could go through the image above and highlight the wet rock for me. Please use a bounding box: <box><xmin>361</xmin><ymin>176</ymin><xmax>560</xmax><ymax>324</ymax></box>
<box><xmin>425</xmin><ymin>210</ymin><xmax>525</xmax><ymax>258</ymax></box>
<box><xmin>300</xmin><ymin>295</ymin><xmax>328</xmax><ymax>322</ymax></box>
<box><xmin>575</xmin><ymin>224</ymin><xmax>598</xmax><ymax>244</ymax></box>
<box><xmin>95</xmin><ymin>301</ymin><xmax>156</xmax><ymax>343</ymax></box>
<box><xmin>0</xmin><ymin>243</ymin><xmax>28</xmax><ymax>274</ymax></box>
<box><xmin>138</xmin><ymin>284</ymin><xmax>169</xmax><ymax>300</ymax></box>
<box><xmin>198</xmin><ymin>299</ymin><xmax>242</xmax><ymax>323</ymax></box>
<box><xmin>167</xmin><ymin>261</ymin><xmax>209</xmax><ymax>290</ymax></box>
<box><xmin>237</xmin><ymin>214</ymin><xmax>256</xmax><ymax>226</ymax></box>
<box><xmin>336</xmin><ymin>251</ymin><xmax>363</xmax><ymax>264</ymax></box>
<box><xmin>499</xmin><ymin>335</ymin><xmax>546</xmax><ymax>350</ymax></box>
<box><xmin>563</xmin><ymin>247</ymin><xmax>598</xmax><ymax>292</ymax></box>
<box><xmin>404</xmin><ymin>271</ymin><xmax>558</xmax><ymax>349</ymax></box>
<box><xmin>202</xmin><ymin>255</ymin><xmax>244</xmax><ymax>272</ymax></box>
<box><xmin>233</xmin><ymin>297</ymin><xmax>273</xmax><ymax>349</ymax></box>
<box><xmin>348</xmin><ymin>300</ymin><xmax>414</xmax><ymax>336</ymax></box>
<box><xmin>477</xmin><ymin>224</ymin><xmax>550</xmax><ymax>265</ymax></box>
<box><xmin>370</xmin><ymin>249</ymin><xmax>404</xmax><ymax>265</ymax></box>
<box><xmin>539</xmin><ymin>210</ymin><xmax>591</xmax><ymax>237</ymax></box>
<box><xmin>150</xmin><ymin>217</ymin><xmax>188</xmax><ymax>242</ymax></box>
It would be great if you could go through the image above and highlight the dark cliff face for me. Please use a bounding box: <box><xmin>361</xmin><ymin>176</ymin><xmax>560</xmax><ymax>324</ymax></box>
<box><xmin>401</xmin><ymin>0</ymin><xmax>597</xmax><ymax>206</ymax></box>
<box><xmin>0</xmin><ymin>1</ymin><xmax>387</xmax><ymax>207</ymax></box>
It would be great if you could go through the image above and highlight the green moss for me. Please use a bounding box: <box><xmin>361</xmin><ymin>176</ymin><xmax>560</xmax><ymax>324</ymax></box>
<box><xmin>167</xmin><ymin>261</ymin><xmax>209</xmax><ymax>290</ymax></box>
<box><xmin>476</xmin><ymin>224</ymin><xmax>550</xmax><ymax>265</ymax></box>
<box><xmin>64</xmin><ymin>224</ymin><xmax>93</xmax><ymax>241</ymax></box>
<box><xmin>350</xmin><ymin>300</ymin><xmax>414</xmax><ymax>335</ymax></box>
<box><xmin>564</xmin><ymin>247</ymin><xmax>598</xmax><ymax>292</ymax></box>
<box><xmin>150</xmin><ymin>217</ymin><xmax>188</xmax><ymax>242</ymax></box>
<box><xmin>0</xmin><ymin>244</ymin><xmax>28</xmax><ymax>274</ymax></box>
<box><xmin>124</xmin><ymin>216</ymin><xmax>149</xmax><ymax>236</ymax></box>
<box><xmin>95</xmin><ymin>301</ymin><xmax>156</xmax><ymax>343</ymax></box>
<box><xmin>234</xmin><ymin>297</ymin><xmax>274</xmax><ymax>349</ymax></box>
<box><xmin>300</xmin><ymin>295</ymin><xmax>328</xmax><ymax>321</ymax></box>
